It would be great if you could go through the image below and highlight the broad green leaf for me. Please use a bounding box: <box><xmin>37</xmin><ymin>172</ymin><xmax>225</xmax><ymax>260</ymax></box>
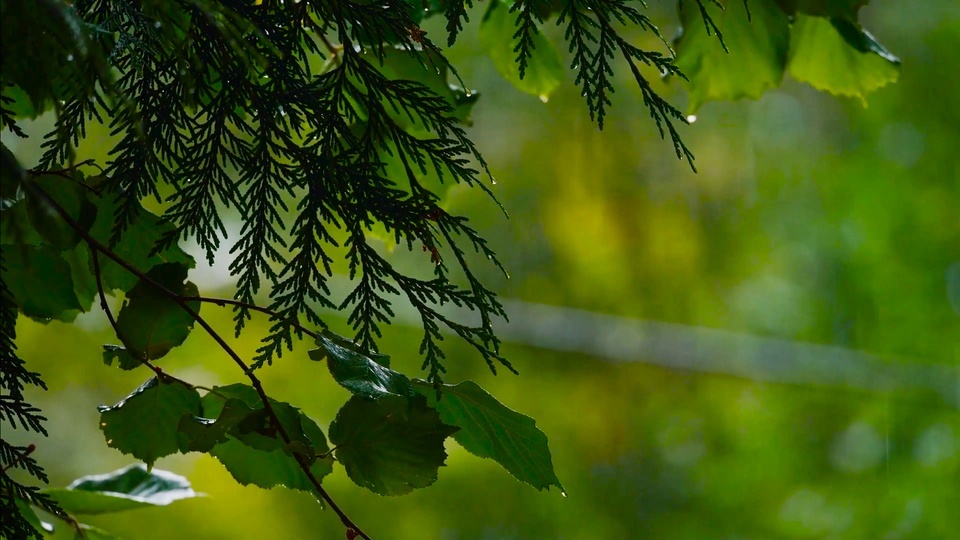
<box><xmin>309</xmin><ymin>331</ymin><xmax>414</xmax><ymax>400</ymax></box>
<box><xmin>0</xmin><ymin>201</ymin><xmax>42</xmax><ymax>246</ymax></box>
<box><xmin>115</xmin><ymin>263</ymin><xmax>199</xmax><ymax>360</ymax></box>
<box><xmin>102</xmin><ymin>345</ymin><xmax>142</xmax><ymax>371</ymax></box>
<box><xmin>0</xmin><ymin>244</ymin><xmax>83</xmax><ymax>319</ymax></box>
<box><xmin>198</xmin><ymin>384</ymin><xmax>334</xmax><ymax>493</ymax></box>
<box><xmin>330</xmin><ymin>395</ymin><xmax>458</xmax><ymax>496</ymax></box>
<box><xmin>43</xmin><ymin>464</ymin><xmax>199</xmax><ymax>515</ymax></box>
<box><xmin>98</xmin><ymin>377</ymin><xmax>202</xmax><ymax>467</ymax></box>
<box><xmin>416</xmin><ymin>380</ymin><xmax>563</xmax><ymax>492</ymax></box>
<box><xmin>775</xmin><ymin>0</ymin><xmax>869</xmax><ymax>18</ymax></box>
<box><xmin>675</xmin><ymin>0</ymin><xmax>790</xmax><ymax>113</ymax></box>
<box><xmin>88</xmin><ymin>194</ymin><xmax>194</xmax><ymax>293</ymax></box>
<box><xmin>64</xmin><ymin>243</ymin><xmax>97</xmax><ymax>314</ymax></box>
<box><xmin>787</xmin><ymin>15</ymin><xmax>899</xmax><ymax>102</ymax></box>
<box><xmin>74</xmin><ymin>524</ymin><xmax>122</xmax><ymax>540</ymax></box>
<box><xmin>177</xmin><ymin>398</ymin><xmax>256</xmax><ymax>453</ymax></box>
<box><xmin>24</xmin><ymin>174</ymin><xmax>96</xmax><ymax>250</ymax></box>
<box><xmin>479</xmin><ymin>0</ymin><xmax>564</xmax><ymax>101</ymax></box>
<box><xmin>1</xmin><ymin>143</ymin><xmax>25</xmax><ymax>201</ymax></box>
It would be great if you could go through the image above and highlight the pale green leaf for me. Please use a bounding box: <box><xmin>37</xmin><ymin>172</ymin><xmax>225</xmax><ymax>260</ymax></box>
<box><xmin>479</xmin><ymin>0</ymin><xmax>564</xmax><ymax>101</ymax></box>
<box><xmin>787</xmin><ymin>15</ymin><xmax>899</xmax><ymax>102</ymax></box>
<box><xmin>676</xmin><ymin>0</ymin><xmax>790</xmax><ymax>112</ymax></box>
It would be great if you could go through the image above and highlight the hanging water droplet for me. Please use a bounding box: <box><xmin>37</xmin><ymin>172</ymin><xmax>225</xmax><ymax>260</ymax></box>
<box><xmin>66</xmin><ymin>54</ymin><xmax>74</xmax><ymax>62</ymax></box>
<box><xmin>561</xmin><ymin>491</ymin><xmax>568</xmax><ymax>498</ymax></box>
<box><xmin>154</xmin><ymin>21</ymin><xmax>162</xmax><ymax>29</ymax></box>
<box><xmin>490</xmin><ymin>178</ymin><xmax>497</xmax><ymax>185</ymax></box>
<box><xmin>686</xmin><ymin>114</ymin><xmax>697</xmax><ymax>123</ymax></box>
<box><xmin>539</xmin><ymin>95</ymin><xmax>549</xmax><ymax>104</ymax></box>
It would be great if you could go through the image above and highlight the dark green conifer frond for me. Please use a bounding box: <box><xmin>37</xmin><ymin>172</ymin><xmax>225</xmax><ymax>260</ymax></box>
<box><xmin>1</xmin><ymin>251</ymin><xmax>65</xmax><ymax>539</ymax></box>
<box><xmin>555</xmin><ymin>0</ymin><xmax>694</xmax><ymax>166</ymax></box>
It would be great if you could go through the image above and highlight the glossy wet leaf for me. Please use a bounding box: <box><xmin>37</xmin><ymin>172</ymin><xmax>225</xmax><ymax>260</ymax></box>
<box><xmin>417</xmin><ymin>380</ymin><xmax>563</xmax><ymax>492</ymax></box>
<box><xmin>98</xmin><ymin>377</ymin><xmax>201</xmax><ymax>467</ymax></box>
<box><xmin>330</xmin><ymin>395</ymin><xmax>458</xmax><ymax>496</ymax></box>
<box><xmin>787</xmin><ymin>15</ymin><xmax>900</xmax><ymax>102</ymax></box>
<box><xmin>479</xmin><ymin>0</ymin><xmax>564</xmax><ymax>101</ymax></box>
<box><xmin>676</xmin><ymin>0</ymin><xmax>790</xmax><ymax>112</ymax></box>
<box><xmin>44</xmin><ymin>464</ymin><xmax>199</xmax><ymax>515</ymax></box>
<box><xmin>115</xmin><ymin>263</ymin><xmax>199</xmax><ymax>360</ymax></box>
<box><xmin>0</xmin><ymin>244</ymin><xmax>83</xmax><ymax>319</ymax></box>
<box><xmin>310</xmin><ymin>331</ymin><xmax>414</xmax><ymax>400</ymax></box>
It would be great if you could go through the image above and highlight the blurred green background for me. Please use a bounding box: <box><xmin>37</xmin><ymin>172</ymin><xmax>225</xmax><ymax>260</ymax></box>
<box><xmin>5</xmin><ymin>0</ymin><xmax>959</xmax><ymax>538</ymax></box>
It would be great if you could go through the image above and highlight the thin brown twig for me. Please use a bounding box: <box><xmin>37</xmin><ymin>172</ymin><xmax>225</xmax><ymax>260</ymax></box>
<box><xmin>25</xmin><ymin>179</ymin><xmax>372</xmax><ymax>540</ymax></box>
<box><xmin>90</xmin><ymin>249</ymin><xmax>194</xmax><ymax>391</ymax></box>
<box><xmin>180</xmin><ymin>295</ymin><xmax>320</xmax><ymax>341</ymax></box>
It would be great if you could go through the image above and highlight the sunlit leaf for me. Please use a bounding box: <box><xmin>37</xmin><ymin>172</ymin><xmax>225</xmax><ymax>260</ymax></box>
<box><xmin>479</xmin><ymin>0</ymin><xmax>564</xmax><ymax>101</ymax></box>
<box><xmin>98</xmin><ymin>377</ymin><xmax>202</xmax><ymax>467</ymax></box>
<box><xmin>676</xmin><ymin>0</ymin><xmax>790</xmax><ymax>113</ymax></box>
<box><xmin>309</xmin><ymin>330</ymin><xmax>414</xmax><ymax>400</ymax></box>
<box><xmin>44</xmin><ymin>464</ymin><xmax>200</xmax><ymax>515</ymax></box>
<box><xmin>775</xmin><ymin>0</ymin><xmax>870</xmax><ymax>18</ymax></box>
<box><xmin>417</xmin><ymin>380</ymin><xmax>563</xmax><ymax>492</ymax></box>
<box><xmin>115</xmin><ymin>263</ymin><xmax>199</xmax><ymax>360</ymax></box>
<box><xmin>787</xmin><ymin>15</ymin><xmax>899</xmax><ymax>102</ymax></box>
<box><xmin>0</xmin><ymin>244</ymin><xmax>83</xmax><ymax>319</ymax></box>
<box><xmin>330</xmin><ymin>395</ymin><xmax>458</xmax><ymax>496</ymax></box>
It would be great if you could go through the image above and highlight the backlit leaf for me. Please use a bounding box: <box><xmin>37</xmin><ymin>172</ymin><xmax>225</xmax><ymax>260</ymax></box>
<box><xmin>787</xmin><ymin>15</ymin><xmax>899</xmax><ymax>102</ymax></box>
<box><xmin>675</xmin><ymin>0</ymin><xmax>790</xmax><ymax>112</ymax></box>
<box><xmin>479</xmin><ymin>0</ymin><xmax>564</xmax><ymax>101</ymax></box>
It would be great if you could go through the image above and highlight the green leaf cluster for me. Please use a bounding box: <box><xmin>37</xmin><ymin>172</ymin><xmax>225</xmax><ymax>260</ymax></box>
<box><xmin>675</xmin><ymin>0</ymin><xmax>900</xmax><ymax>112</ymax></box>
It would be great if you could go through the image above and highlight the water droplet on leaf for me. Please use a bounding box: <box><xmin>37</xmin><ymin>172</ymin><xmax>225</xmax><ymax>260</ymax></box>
<box><xmin>686</xmin><ymin>114</ymin><xmax>697</xmax><ymax>123</ymax></box>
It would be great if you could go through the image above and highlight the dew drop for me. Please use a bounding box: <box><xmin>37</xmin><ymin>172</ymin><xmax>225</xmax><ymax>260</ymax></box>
<box><xmin>686</xmin><ymin>114</ymin><xmax>697</xmax><ymax>123</ymax></box>
<box><xmin>107</xmin><ymin>439</ymin><xmax>113</xmax><ymax>444</ymax></box>
<box><xmin>539</xmin><ymin>94</ymin><xmax>549</xmax><ymax>104</ymax></box>
<box><xmin>490</xmin><ymin>178</ymin><xmax>497</xmax><ymax>185</ymax></box>
<box><xmin>66</xmin><ymin>54</ymin><xmax>74</xmax><ymax>62</ymax></box>
<box><xmin>561</xmin><ymin>491</ymin><xmax>568</xmax><ymax>498</ymax></box>
<box><xmin>154</xmin><ymin>21</ymin><xmax>162</xmax><ymax>29</ymax></box>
